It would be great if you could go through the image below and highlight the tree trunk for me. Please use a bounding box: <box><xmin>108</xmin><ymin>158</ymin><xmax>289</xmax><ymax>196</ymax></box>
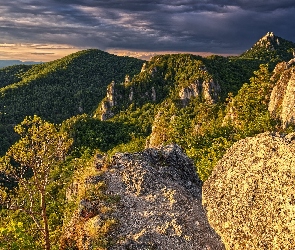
<box><xmin>41</xmin><ymin>191</ymin><xmax>50</xmax><ymax>250</ymax></box>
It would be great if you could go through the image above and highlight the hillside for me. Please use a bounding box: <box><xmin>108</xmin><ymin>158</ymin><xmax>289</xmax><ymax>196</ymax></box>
<box><xmin>0</xmin><ymin>50</ymin><xmax>143</xmax><ymax>155</ymax></box>
<box><xmin>0</xmin><ymin>49</ymin><xmax>143</xmax><ymax>124</ymax></box>
<box><xmin>0</xmin><ymin>64</ymin><xmax>33</xmax><ymax>88</ymax></box>
<box><xmin>93</xmin><ymin>54</ymin><xmax>263</xmax><ymax>120</ymax></box>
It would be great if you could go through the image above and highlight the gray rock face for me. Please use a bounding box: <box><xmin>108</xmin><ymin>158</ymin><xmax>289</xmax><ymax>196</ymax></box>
<box><xmin>104</xmin><ymin>144</ymin><xmax>224</xmax><ymax>249</ymax></box>
<box><xmin>203</xmin><ymin>132</ymin><xmax>295</xmax><ymax>250</ymax></box>
<box><xmin>268</xmin><ymin>64</ymin><xmax>295</xmax><ymax>128</ymax></box>
<box><xmin>179</xmin><ymin>80</ymin><xmax>220</xmax><ymax>105</ymax></box>
<box><xmin>99</xmin><ymin>81</ymin><xmax>117</xmax><ymax>121</ymax></box>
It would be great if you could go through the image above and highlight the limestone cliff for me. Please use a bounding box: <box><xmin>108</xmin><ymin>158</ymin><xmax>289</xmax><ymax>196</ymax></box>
<box><xmin>203</xmin><ymin>132</ymin><xmax>295</xmax><ymax>249</ymax></box>
<box><xmin>62</xmin><ymin>145</ymin><xmax>224</xmax><ymax>249</ymax></box>
<box><xmin>268</xmin><ymin>63</ymin><xmax>295</xmax><ymax>128</ymax></box>
<box><xmin>179</xmin><ymin>79</ymin><xmax>220</xmax><ymax>105</ymax></box>
<box><xmin>95</xmin><ymin>62</ymin><xmax>160</xmax><ymax>121</ymax></box>
<box><xmin>97</xmin><ymin>81</ymin><xmax>118</xmax><ymax>121</ymax></box>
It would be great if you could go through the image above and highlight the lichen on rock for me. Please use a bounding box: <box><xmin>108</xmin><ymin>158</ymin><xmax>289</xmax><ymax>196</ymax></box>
<box><xmin>203</xmin><ymin>132</ymin><xmax>295</xmax><ymax>249</ymax></box>
<box><xmin>61</xmin><ymin>145</ymin><xmax>224</xmax><ymax>249</ymax></box>
<box><xmin>103</xmin><ymin>144</ymin><xmax>224</xmax><ymax>249</ymax></box>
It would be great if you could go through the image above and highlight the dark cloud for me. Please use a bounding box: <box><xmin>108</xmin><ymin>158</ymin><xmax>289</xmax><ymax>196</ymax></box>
<box><xmin>0</xmin><ymin>0</ymin><xmax>295</xmax><ymax>56</ymax></box>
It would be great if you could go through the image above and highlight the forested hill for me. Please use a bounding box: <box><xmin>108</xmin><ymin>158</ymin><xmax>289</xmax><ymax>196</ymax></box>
<box><xmin>0</xmin><ymin>49</ymin><xmax>143</xmax><ymax>124</ymax></box>
<box><xmin>0</xmin><ymin>50</ymin><xmax>143</xmax><ymax>155</ymax></box>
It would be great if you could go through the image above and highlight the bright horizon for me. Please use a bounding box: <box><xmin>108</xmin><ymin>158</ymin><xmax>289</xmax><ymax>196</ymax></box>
<box><xmin>0</xmin><ymin>43</ymin><xmax>237</xmax><ymax>62</ymax></box>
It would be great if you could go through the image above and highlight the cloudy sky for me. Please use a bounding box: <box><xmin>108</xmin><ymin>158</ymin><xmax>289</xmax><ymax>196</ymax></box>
<box><xmin>1</xmin><ymin>0</ymin><xmax>295</xmax><ymax>61</ymax></box>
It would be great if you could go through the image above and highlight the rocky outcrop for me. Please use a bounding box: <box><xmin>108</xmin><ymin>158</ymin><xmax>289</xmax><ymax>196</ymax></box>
<box><xmin>203</xmin><ymin>132</ymin><xmax>295</xmax><ymax>250</ymax></box>
<box><xmin>141</xmin><ymin>62</ymin><xmax>147</xmax><ymax>72</ymax></box>
<box><xmin>105</xmin><ymin>144</ymin><xmax>224</xmax><ymax>249</ymax></box>
<box><xmin>202</xmin><ymin>80</ymin><xmax>221</xmax><ymax>104</ymax></box>
<box><xmin>257</xmin><ymin>31</ymin><xmax>277</xmax><ymax>49</ymax></box>
<box><xmin>145</xmin><ymin>110</ymin><xmax>170</xmax><ymax>148</ymax></box>
<box><xmin>268</xmin><ymin>64</ymin><xmax>295</xmax><ymax>128</ymax></box>
<box><xmin>99</xmin><ymin>81</ymin><xmax>117</xmax><ymax>121</ymax></box>
<box><xmin>62</xmin><ymin>145</ymin><xmax>224</xmax><ymax>249</ymax></box>
<box><xmin>179</xmin><ymin>79</ymin><xmax>220</xmax><ymax>105</ymax></box>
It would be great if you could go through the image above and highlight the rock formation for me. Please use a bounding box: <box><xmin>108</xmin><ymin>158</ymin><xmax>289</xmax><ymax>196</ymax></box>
<box><xmin>179</xmin><ymin>79</ymin><xmax>220</xmax><ymax>105</ymax></box>
<box><xmin>62</xmin><ymin>144</ymin><xmax>224</xmax><ymax>249</ymax></box>
<box><xmin>203</xmin><ymin>132</ymin><xmax>295</xmax><ymax>249</ymax></box>
<box><xmin>105</xmin><ymin>144</ymin><xmax>224</xmax><ymax>249</ymax></box>
<box><xmin>99</xmin><ymin>81</ymin><xmax>117</xmax><ymax>121</ymax></box>
<box><xmin>141</xmin><ymin>62</ymin><xmax>147</xmax><ymax>72</ymax></box>
<box><xmin>268</xmin><ymin>64</ymin><xmax>295</xmax><ymax>128</ymax></box>
<box><xmin>240</xmin><ymin>32</ymin><xmax>295</xmax><ymax>61</ymax></box>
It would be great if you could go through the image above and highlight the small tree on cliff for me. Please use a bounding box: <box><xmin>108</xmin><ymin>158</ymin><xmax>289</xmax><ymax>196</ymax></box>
<box><xmin>0</xmin><ymin>115</ymin><xmax>72</xmax><ymax>250</ymax></box>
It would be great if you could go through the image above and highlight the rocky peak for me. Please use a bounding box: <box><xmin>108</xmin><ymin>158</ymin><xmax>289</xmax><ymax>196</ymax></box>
<box><xmin>106</xmin><ymin>81</ymin><xmax>116</xmax><ymax>107</ymax></box>
<box><xmin>105</xmin><ymin>144</ymin><xmax>224</xmax><ymax>249</ymax></box>
<box><xmin>254</xmin><ymin>32</ymin><xmax>281</xmax><ymax>50</ymax></box>
<box><xmin>141</xmin><ymin>62</ymin><xmax>147</xmax><ymax>72</ymax></box>
<box><xmin>240</xmin><ymin>32</ymin><xmax>295</xmax><ymax>61</ymax></box>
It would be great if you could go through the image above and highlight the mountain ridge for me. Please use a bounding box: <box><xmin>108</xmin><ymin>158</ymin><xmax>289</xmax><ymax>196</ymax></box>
<box><xmin>240</xmin><ymin>31</ymin><xmax>295</xmax><ymax>62</ymax></box>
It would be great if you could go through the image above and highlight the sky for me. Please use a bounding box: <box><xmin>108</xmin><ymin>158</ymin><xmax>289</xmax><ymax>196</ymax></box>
<box><xmin>0</xmin><ymin>0</ymin><xmax>295</xmax><ymax>61</ymax></box>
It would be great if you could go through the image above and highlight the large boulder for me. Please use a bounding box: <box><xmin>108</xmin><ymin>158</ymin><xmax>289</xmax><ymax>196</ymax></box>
<box><xmin>105</xmin><ymin>144</ymin><xmax>224</xmax><ymax>249</ymax></box>
<box><xmin>61</xmin><ymin>144</ymin><xmax>224</xmax><ymax>249</ymax></box>
<box><xmin>203</xmin><ymin>132</ymin><xmax>295</xmax><ymax>249</ymax></box>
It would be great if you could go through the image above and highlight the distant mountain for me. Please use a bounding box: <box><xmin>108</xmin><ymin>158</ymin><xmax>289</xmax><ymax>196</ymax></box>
<box><xmin>240</xmin><ymin>32</ymin><xmax>295</xmax><ymax>62</ymax></box>
<box><xmin>0</xmin><ymin>60</ymin><xmax>41</xmax><ymax>68</ymax></box>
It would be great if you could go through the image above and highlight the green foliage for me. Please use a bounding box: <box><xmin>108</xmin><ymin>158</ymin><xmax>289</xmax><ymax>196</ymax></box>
<box><xmin>205</xmin><ymin>55</ymin><xmax>263</xmax><ymax>98</ymax></box>
<box><xmin>225</xmin><ymin>64</ymin><xmax>276</xmax><ymax>137</ymax></box>
<box><xmin>107</xmin><ymin>136</ymin><xmax>146</xmax><ymax>158</ymax></box>
<box><xmin>0</xmin><ymin>64</ymin><xmax>32</xmax><ymax>88</ymax></box>
<box><xmin>0</xmin><ymin>220</ymin><xmax>40</xmax><ymax>250</ymax></box>
<box><xmin>61</xmin><ymin>114</ymin><xmax>132</xmax><ymax>154</ymax></box>
<box><xmin>59</xmin><ymin>153</ymin><xmax>119</xmax><ymax>250</ymax></box>
<box><xmin>0</xmin><ymin>115</ymin><xmax>73</xmax><ymax>249</ymax></box>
